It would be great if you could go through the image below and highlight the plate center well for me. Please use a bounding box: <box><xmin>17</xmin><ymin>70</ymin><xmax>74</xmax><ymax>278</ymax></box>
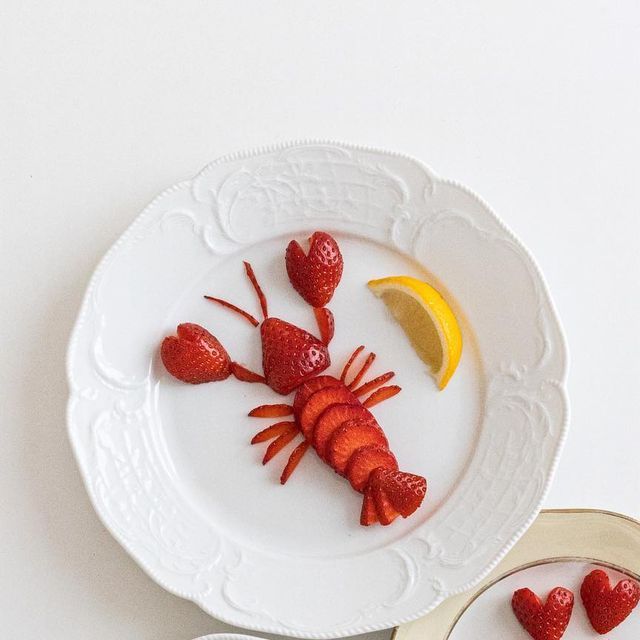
<box><xmin>157</xmin><ymin>234</ymin><xmax>484</xmax><ymax>557</ymax></box>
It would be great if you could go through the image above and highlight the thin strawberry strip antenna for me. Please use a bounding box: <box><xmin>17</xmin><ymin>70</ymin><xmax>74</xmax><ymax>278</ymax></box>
<box><xmin>204</xmin><ymin>296</ymin><xmax>259</xmax><ymax>327</ymax></box>
<box><xmin>362</xmin><ymin>385</ymin><xmax>401</xmax><ymax>408</ymax></box>
<box><xmin>352</xmin><ymin>371</ymin><xmax>395</xmax><ymax>397</ymax></box>
<box><xmin>347</xmin><ymin>352</ymin><xmax>376</xmax><ymax>390</ymax></box>
<box><xmin>340</xmin><ymin>345</ymin><xmax>365</xmax><ymax>382</ymax></box>
<box><xmin>251</xmin><ymin>421</ymin><xmax>296</xmax><ymax>444</ymax></box>
<box><xmin>244</xmin><ymin>261</ymin><xmax>268</xmax><ymax>320</ymax></box>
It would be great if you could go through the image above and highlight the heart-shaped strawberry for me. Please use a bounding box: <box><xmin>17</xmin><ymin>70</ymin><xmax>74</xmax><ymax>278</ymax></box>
<box><xmin>581</xmin><ymin>569</ymin><xmax>640</xmax><ymax>634</ymax></box>
<box><xmin>512</xmin><ymin>587</ymin><xmax>574</xmax><ymax>640</ymax></box>
<box><xmin>286</xmin><ymin>231</ymin><xmax>343</xmax><ymax>307</ymax></box>
<box><xmin>161</xmin><ymin>323</ymin><xmax>232</xmax><ymax>383</ymax></box>
<box><xmin>260</xmin><ymin>317</ymin><xmax>330</xmax><ymax>394</ymax></box>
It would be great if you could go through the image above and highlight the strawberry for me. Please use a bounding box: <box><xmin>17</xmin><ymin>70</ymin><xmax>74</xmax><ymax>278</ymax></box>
<box><xmin>298</xmin><ymin>386</ymin><xmax>358</xmax><ymax>439</ymax></box>
<box><xmin>293</xmin><ymin>375</ymin><xmax>342</xmax><ymax>421</ymax></box>
<box><xmin>346</xmin><ymin>446</ymin><xmax>398</xmax><ymax>493</ymax></box>
<box><xmin>313</xmin><ymin>307</ymin><xmax>335</xmax><ymax>345</ymax></box>
<box><xmin>581</xmin><ymin>569</ymin><xmax>640</xmax><ymax>634</ymax></box>
<box><xmin>370</xmin><ymin>477</ymin><xmax>400</xmax><ymax>526</ymax></box>
<box><xmin>360</xmin><ymin>486</ymin><xmax>378</xmax><ymax>526</ymax></box>
<box><xmin>313</xmin><ymin>404</ymin><xmax>378</xmax><ymax>460</ymax></box>
<box><xmin>161</xmin><ymin>323</ymin><xmax>231</xmax><ymax>384</ymax></box>
<box><xmin>369</xmin><ymin>468</ymin><xmax>426</xmax><ymax>517</ymax></box>
<box><xmin>260</xmin><ymin>317</ymin><xmax>330</xmax><ymax>395</ymax></box>
<box><xmin>286</xmin><ymin>231</ymin><xmax>343</xmax><ymax>307</ymax></box>
<box><xmin>511</xmin><ymin>587</ymin><xmax>574</xmax><ymax>640</ymax></box>
<box><xmin>327</xmin><ymin>419</ymin><xmax>388</xmax><ymax>474</ymax></box>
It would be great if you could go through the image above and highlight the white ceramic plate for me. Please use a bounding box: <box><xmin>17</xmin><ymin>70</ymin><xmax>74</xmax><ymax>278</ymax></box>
<box><xmin>67</xmin><ymin>142</ymin><xmax>568</xmax><ymax>638</ymax></box>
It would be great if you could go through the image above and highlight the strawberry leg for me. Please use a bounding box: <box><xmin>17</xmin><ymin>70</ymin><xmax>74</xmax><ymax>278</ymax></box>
<box><xmin>280</xmin><ymin>441</ymin><xmax>310</xmax><ymax>484</ymax></box>
<box><xmin>340</xmin><ymin>345</ymin><xmax>365</xmax><ymax>382</ymax></box>
<box><xmin>362</xmin><ymin>385</ymin><xmax>401</xmax><ymax>408</ymax></box>
<box><xmin>347</xmin><ymin>352</ymin><xmax>376</xmax><ymax>389</ymax></box>
<box><xmin>249</xmin><ymin>403</ymin><xmax>294</xmax><ymax>417</ymax></box>
<box><xmin>263</xmin><ymin>425</ymin><xmax>299</xmax><ymax>464</ymax></box>
<box><xmin>352</xmin><ymin>371</ymin><xmax>395</xmax><ymax>397</ymax></box>
<box><xmin>251</xmin><ymin>421</ymin><xmax>296</xmax><ymax>444</ymax></box>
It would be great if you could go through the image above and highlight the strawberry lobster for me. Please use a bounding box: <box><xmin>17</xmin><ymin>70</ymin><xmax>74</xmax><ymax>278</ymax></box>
<box><xmin>160</xmin><ymin>231</ymin><xmax>427</xmax><ymax>526</ymax></box>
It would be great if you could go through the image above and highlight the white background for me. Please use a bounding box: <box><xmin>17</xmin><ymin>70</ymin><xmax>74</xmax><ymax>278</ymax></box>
<box><xmin>2</xmin><ymin>1</ymin><xmax>639</xmax><ymax>639</ymax></box>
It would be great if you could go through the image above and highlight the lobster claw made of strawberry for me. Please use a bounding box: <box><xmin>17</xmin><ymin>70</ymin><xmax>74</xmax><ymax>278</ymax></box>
<box><xmin>160</xmin><ymin>231</ymin><xmax>427</xmax><ymax>527</ymax></box>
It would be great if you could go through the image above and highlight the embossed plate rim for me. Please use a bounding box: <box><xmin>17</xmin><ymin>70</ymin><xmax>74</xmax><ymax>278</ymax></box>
<box><xmin>66</xmin><ymin>140</ymin><xmax>569</xmax><ymax>638</ymax></box>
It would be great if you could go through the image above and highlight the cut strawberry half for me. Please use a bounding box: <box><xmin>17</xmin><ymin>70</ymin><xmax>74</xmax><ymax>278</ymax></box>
<box><xmin>313</xmin><ymin>404</ymin><xmax>378</xmax><ymax>460</ymax></box>
<box><xmin>298</xmin><ymin>385</ymin><xmax>358</xmax><ymax>440</ymax></box>
<box><xmin>370</xmin><ymin>480</ymin><xmax>400</xmax><ymax>526</ymax></box>
<box><xmin>327</xmin><ymin>419</ymin><xmax>388</xmax><ymax>475</ymax></box>
<box><xmin>360</xmin><ymin>486</ymin><xmax>378</xmax><ymax>526</ymax></box>
<box><xmin>370</xmin><ymin>468</ymin><xmax>427</xmax><ymax>518</ymax></box>
<box><xmin>346</xmin><ymin>445</ymin><xmax>398</xmax><ymax>493</ymax></box>
<box><xmin>292</xmin><ymin>375</ymin><xmax>342</xmax><ymax>421</ymax></box>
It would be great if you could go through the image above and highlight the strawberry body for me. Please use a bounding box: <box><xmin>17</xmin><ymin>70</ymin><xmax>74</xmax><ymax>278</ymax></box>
<box><xmin>511</xmin><ymin>587</ymin><xmax>574</xmax><ymax>640</ymax></box>
<box><xmin>260</xmin><ymin>317</ymin><xmax>330</xmax><ymax>395</ymax></box>
<box><xmin>581</xmin><ymin>569</ymin><xmax>640</xmax><ymax>634</ymax></box>
<box><xmin>161</xmin><ymin>323</ymin><xmax>232</xmax><ymax>384</ymax></box>
<box><xmin>286</xmin><ymin>231</ymin><xmax>343</xmax><ymax>307</ymax></box>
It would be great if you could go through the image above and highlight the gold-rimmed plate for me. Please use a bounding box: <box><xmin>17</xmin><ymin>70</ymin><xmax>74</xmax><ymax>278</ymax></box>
<box><xmin>394</xmin><ymin>509</ymin><xmax>640</xmax><ymax>639</ymax></box>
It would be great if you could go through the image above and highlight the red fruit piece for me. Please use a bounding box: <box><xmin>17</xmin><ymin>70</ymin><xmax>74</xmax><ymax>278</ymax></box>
<box><xmin>248</xmin><ymin>404</ymin><xmax>293</xmax><ymax>418</ymax></box>
<box><xmin>370</xmin><ymin>468</ymin><xmax>426</xmax><ymax>517</ymax></box>
<box><xmin>581</xmin><ymin>569</ymin><xmax>640</xmax><ymax>634</ymax></box>
<box><xmin>293</xmin><ymin>375</ymin><xmax>342</xmax><ymax>421</ymax></box>
<box><xmin>161</xmin><ymin>323</ymin><xmax>231</xmax><ymax>384</ymax></box>
<box><xmin>286</xmin><ymin>231</ymin><xmax>343</xmax><ymax>307</ymax></box>
<box><xmin>370</xmin><ymin>479</ymin><xmax>400</xmax><ymax>526</ymax></box>
<box><xmin>260</xmin><ymin>317</ymin><xmax>330</xmax><ymax>395</ymax></box>
<box><xmin>280</xmin><ymin>441</ymin><xmax>310</xmax><ymax>484</ymax></box>
<box><xmin>512</xmin><ymin>587</ymin><xmax>574</xmax><ymax>640</ymax></box>
<box><xmin>298</xmin><ymin>386</ymin><xmax>358</xmax><ymax>440</ymax></box>
<box><xmin>262</xmin><ymin>425</ymin><xmax>298</xmax><ymax>464</ymax></box>
<box><xmin>346</xmin><ymin>446</ymin><xmax>398</xmax><ymax>493</ymax></box>
<box><xmin>360</xmin><ymin>486</ymin><xmax>378</xmax><ymax>526</ymax></box>
<box><xmin>250</xmin><ymin>421</ymin><xmax>295</xmax><ymax>444</ymax></box>
<box><xmin>327</xmin><ymin>419</ymin><xmax>388</xmax><ymax>475</ymax></box>
<box><xmin>313</xmin><ymin>307</ymin><xmax>335</xmax><ymax>345</ymax></box>
<box><xmin>362</xmin><ymin>385</ymin><xmax>401</xmax><ymax>408</ymax></box>
<box><xmin>313</xmin><ymin>404</ymin><xmax>378</xmax><ymax>460</ymax></box>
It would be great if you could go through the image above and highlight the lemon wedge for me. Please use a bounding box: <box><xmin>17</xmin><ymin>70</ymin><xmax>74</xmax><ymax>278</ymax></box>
<box><xmin>367</xmin><ymin>276</ymin><xmax>462</xmax><ymax>389</ymax></box>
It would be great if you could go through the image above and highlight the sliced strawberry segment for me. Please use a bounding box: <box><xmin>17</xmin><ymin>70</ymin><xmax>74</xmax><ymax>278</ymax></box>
<box><xmin>362</xmin><ymin>384</ymin><xmax>401</xmax><ymax>408</ymax></box>
<box><xmin>248</xmin><ymin>403</ymin><xmax>293</xmax><ymax>418</ymax></box>
<box><xmin>280</xmin><ymin>441</ymin><xmax>310</xmax><ymax>484</ymax></box>
<box><xmin>313</xmin><ymin>307</ymin><xmax>335</xmax><ymax>345</ymax></box>
<box><xmin>251</xmin><ymin>421</ymin><xmax>295</xmax><ymax>444</ymax></box>
<box><xmin>292</xmin><ymin>375</ymin><xmax>342</xmax><ymax>421</ymax></box>
<box><xmin>298</xmin><ymin>386</ymin><xmax>358</xmax><ymax>440</ymax></box>
<box><xmin>313</xmin><ymin>404</ymin><xmax>378</xmax><ymax>460</ymax></box>
<box><xmin>370</xmin><ymin>468</ymin><xmax>427</xmax><ymax>518</ymax></box>
<box><xmin>262</xmin><ymin>425</ymin><xmax>298</xmax><ymax>464</ymax></box>
<box><xmin>346</xmin><ymin>445</ymin><xmax>398</xmax><ymax>493</ymax></box>
<box><xmin>327</xmin><ymin>419</ymin><xmax>388</xmax><ymax>475</ymax></box>
<box><xmin>370</xmin><ymin>480</ymin><xmax>400</xmax><ymax>526</ymax></box>
<box><xmin>360</xmin><ymin>486</ymin><xmax>378</xmax><ymax>526</ymax></box>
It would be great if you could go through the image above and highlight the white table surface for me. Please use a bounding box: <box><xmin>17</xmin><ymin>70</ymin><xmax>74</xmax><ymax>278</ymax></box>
<box><xmin>2</xmin><ymin>1</ymin><xmax>639</xmax><ymax>639</ymax></box>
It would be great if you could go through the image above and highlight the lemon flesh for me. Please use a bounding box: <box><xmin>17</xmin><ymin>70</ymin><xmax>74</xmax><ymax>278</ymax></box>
<box><xmin>367</xmin><ymin>276</ymin><xmax>462</xmax><ymax>389</ymax></box>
